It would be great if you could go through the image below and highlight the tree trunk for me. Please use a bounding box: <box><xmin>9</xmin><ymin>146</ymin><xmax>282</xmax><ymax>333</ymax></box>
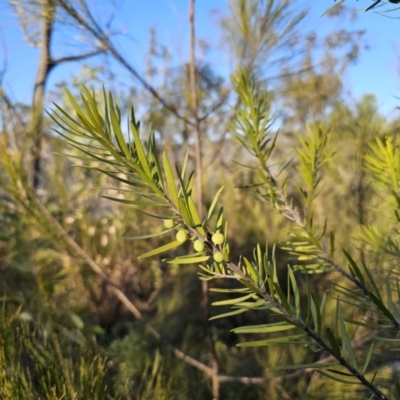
<box><xmin>31</xmin><ymin>0</ymin><xmax>56</xmax><ymax>190</ymax></box>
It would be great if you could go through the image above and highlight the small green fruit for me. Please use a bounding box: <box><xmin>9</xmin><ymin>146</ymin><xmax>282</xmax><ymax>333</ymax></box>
<box><xmin>163</xmin><ymin>219</ymin><xmax>175</xmax><ymax>229</ymax></box>
<box><xmin>176</xmin><ymin>230</ymin><xmax>188</xmax><ymax>243</ymax></box>
<box><xmin>212</xmin><ymin>232</ymin><xmax>224</xmax><ymax>245</ymax></box>
<box><xmin>213</xmin><ymin>252</ymin><xmax>224</xmax><ymax>263</ymax></box>
<box><xmin>193</xmin><ymin>240</ymin><xmax>205</xmax><ymax>252</ymax></box>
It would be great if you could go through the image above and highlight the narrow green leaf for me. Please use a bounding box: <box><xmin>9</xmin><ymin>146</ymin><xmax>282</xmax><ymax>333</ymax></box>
<box><xmin>206</xmin><ymin>186</ymin><xmax>225</xmax><ymax>222</ymax></box>
<box><xmin>310</xmin><ymin>296</ymin><xmax>322</xmax><ymax>336</ymax></box>
<box><xmin>362</xmin><ymin>343</ymin><xmax>374</xmax><ymax>374</ymax></box>
<box><xmin>129</xmin><ymin>120</ymin><xmax>152</xmax><ymax>178</ymax></box>
<box><xmin>337</xmin><ymin>303</ymin><xmax>349</xmax><ymax>361</ymax></box>
<box><xmin>165</xmin><ymin>255</ymin><xmax>210</xmax><ymax>265</ymax></box>
<box><xmin>340</xmin><ymin>315</ymin><xmax>356</xmax><ymax>367</ymax></box>
<box><xmin>82</xmin><ymin>87</ymin><xmax>104</xmax><ymax>129</ymax></box>
<box><xmin>345</xmin><ymin>319</ymin><xmax>382</xmax><ymax>330</ymax></box>
<box><xmin>288</xmin><ymin>267</ymin><xmax>300</xmax><ymax>317</ymax></box>
<box><xmin>326</xmin><ymin>369</ymin><xmax>356</xmax><ymax>377</ymax></box>
<box><xmin>243</xmin><ymin>257</ymin><xmax>258</xmax><ymax>283</ymax></box>
<box><xmin>50</xmin><ymin>103</ymin><xmax>84</xmax><ymax>133</ymax></box>
<box><xmin>186</xmin><ymin>170</ymin><xmax>195</xmax><ymax>194</ymax></box>
<box><xmin>326</xmin><ymin>328</ymin><xmax>341</xmax><ymax>359</ymax></box>
<box><xmin>362</xmin><ymin>260</ymin><xmax>382</xmax><ymax>300</ymax></box>
<box><xmin>108</xmin><ymin>94</ymin><xmax>130</xmax><ymax>156</ymax></box>
<box><xmin>209</xmin><ymin>288</ymin><xmax>250</xmax><ymax>293</ymax></box>
<box><xmin>345</xmin><ymin>335</ymin><xmax>358</xmax><ymax>369</ymax></box>
<box><xmin>343</xmin><ymin>250</ymin><xmax>365</xmax><ymax>286</ymax></box>
<box><xmin>187</xmin><ymin>196</ymin><xmax>206</xmax><ymax>235</ymax></box>
<box><xmin>305</xmin><ymin>274</ymin><xmax>312</xmax><ymax>325</ymax></box>
<box><xmin>212</xmin><ymin>294</ymin><xmax>253</xmax><ymax>306</ymax></box>
<box><xmin>180</xmin><ymin>149</ymin><xmax>190</xmax><ymax>180</ymax></box>
<box><xmin>369</xmin><ymin>370</ymin><xmax>378</xmax><ymax>389</ymax></box>
<box><xmin>65</xmin><ymin>89</ymin><xmax>96</xmax><ymax>132</ymax></box>
<box><xmin>178</xmin><ymin>198</ymin><xmax>192</xmax><ymax>226</ymax></box>
<box><xmin>239</xmin><ymin>279</ymin><xmax>263</xmax><ymax>295</ymax></box>
<box><xmin>234</xmin><ymin>299</ymin><xmax>273</xmax><ymax>310</ymax></box>
<box><xmin>80</xmin><ymin>92</ymin><xmax>101</xmax><ymax>132</ymax></box>
<box><xmin>216</xmin><ymin>206</ymin><xmax>224</xmax><ymax>231</ymax></box>
<box><xmin>209</xmin><ymin>308</ymin><xmax>248</xmax><ymax>320</ymax></box>
<box><xmin>330</xmin><ymin>230</ymin><xmax>335</xmax><ymax>258</ymax></box>
<box><xmin>198</xmin><ymin>275</ymin><xmax>215</xmax><ymax>281</ymax></box>
<box><xmin>386</xmin><ymin>277</ymin><xmax>396</xmax><ymax>315</ymax></box>
<box><xmin>372</xmin><ymin>336</ymin><xmax>400</xmax><ymax>342</ymax></box>
<box><xmin>236</xmin><ymin>334</ymin><xmax>306</xmax><ymax>347</ymax></box>
<box><xmin>138</xmin><ymin>240</ymin><xmax>182</xmax><ymax>259</ymax></box>
<box><xmin>319</xmin><ymin>290</ymin><xmax>327</xmax><ymax>313</ymax></box>
<box><xmin>197</xmin><ymin>264</ymin><xmax>215</xmax><ymax>276</ymax></box>
<box><xmin>317</xmin><ymin>370</ymin><xmax>358</xmax><ymax>385</ymax></box>
<box><xmin>273</xmin><ymin>282</ymin><xmax>291</xmax><ymax>312</ymax></box>
<box><xmin>364</xmin><ymin>286</ymin><xmax>398</xmax><ymax>326</ymax></box>
<box><xmin>148</xmin><ymin>133</ymin><xmax>164</xmax><ymax>189</ymax></box>
<box><xmin>163</xmin><ymin>152</ymin><xmax>180</xmax><ymax>208</ymax></box>
<box><xmin>232</xmin><ymin>322</ymin><xmax>295</xmax><ymax>334</ymax></box>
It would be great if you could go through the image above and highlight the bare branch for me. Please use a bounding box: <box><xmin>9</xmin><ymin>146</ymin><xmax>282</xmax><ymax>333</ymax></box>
<box><xmin>53</xmin><ymin>49</ymin><xmax>105</xmax><ymax>65</ymax></box>
<box><xmin>56</xmin><ymin>0</ymin><xmax>194</xmax><ymax>127</ymax></box>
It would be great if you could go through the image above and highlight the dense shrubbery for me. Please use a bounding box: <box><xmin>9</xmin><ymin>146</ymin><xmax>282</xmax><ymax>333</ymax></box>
<box><xmin>1</xmin><ymin>1</ymin><xmax>400</xmax><ymax>399</ymax></box>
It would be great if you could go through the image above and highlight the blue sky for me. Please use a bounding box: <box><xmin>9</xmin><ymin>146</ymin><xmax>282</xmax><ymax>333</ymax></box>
<box><xmin>0</xmin><ymin>0</ymin><xmax>399</xmax><ymax>118</ymax></box>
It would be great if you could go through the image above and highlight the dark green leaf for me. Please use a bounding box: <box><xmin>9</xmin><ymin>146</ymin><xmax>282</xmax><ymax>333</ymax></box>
<box><xmin>326</xmin><ymin>328</ymin><xmax>341</xmax><ymax>359</ymax></box>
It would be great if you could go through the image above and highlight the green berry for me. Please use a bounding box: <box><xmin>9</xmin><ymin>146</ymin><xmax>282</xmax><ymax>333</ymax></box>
<box><xmin>163</xmin><ymin>219</ymin><xmax>175</xmax><ymax>229</ymax></box>
<box><xmin>193</xmin><ymin>240</ymin><xmax>205</xmax><ymax>252</ymax></box>
<box><xmin>213</xmin><ymin>252</ymin><xmax>224</xmax><ymax>263</ymax></box>
<box><xmin>212</xmin><ymin>232</ymin><xmax>224</xmax><ymax>245</ymax></box>
<box><xmin>176</xmin><ymin>230</ymin><xmax>188</xmax><ymax>243</ymax></box>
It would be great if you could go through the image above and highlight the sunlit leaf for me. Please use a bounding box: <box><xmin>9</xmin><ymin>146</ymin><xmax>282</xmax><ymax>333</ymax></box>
<box><xmin>187</xmin><ymin>196</ymin><xmax>206</xmax><ymax>235</ymax></box>
<box><xmin>206</xmin><ymin>186</ymin><xmax>224</xmax><ymax>222</ymax></box>
<box><xmin>165</xmin><ymin>255</ymin><xmax>210</xmax><ymax>264</ymax></box>
<box><xmin>232</xmin><ymin>322</ymin><xmax>296</xmax><ymax>334</ymax></box>
<box><xmin>212</xmin><ymin>294</ymin><xmax>254</xmax><ymax>306</ymax></box>
<box><xmin>163</xmin><ymin>151</ymin><xmax>180</xmax><ymax>208</ymax></box>
<box><xmin>209</xmin><ymin>308</ymin><xmax>248</xmax><ymax>320</ymax></box>
<box><xmin>138</xmin><ymin>240</ymin><xmax>182</xmax><ymax>259</ymax></box>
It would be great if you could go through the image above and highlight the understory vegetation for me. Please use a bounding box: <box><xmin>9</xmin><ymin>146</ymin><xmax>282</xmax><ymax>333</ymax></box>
<box><xmin>1</xmin><ymin>1</ymin><xmax>400</xmax><ymax>399</ymax></box>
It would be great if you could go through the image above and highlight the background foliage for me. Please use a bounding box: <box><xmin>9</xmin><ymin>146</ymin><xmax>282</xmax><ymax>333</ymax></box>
<box><xmin>1</xmin><ymin>1</ymin><xmax>400</xmax><ymax>399</ymax></box>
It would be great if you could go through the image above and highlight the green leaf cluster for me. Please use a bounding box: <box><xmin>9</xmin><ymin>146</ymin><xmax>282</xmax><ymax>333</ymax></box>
<box><xmin>50</xmin><ymin>73</ymin><xmax>400</xmax><ymax>399</ymax></box>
